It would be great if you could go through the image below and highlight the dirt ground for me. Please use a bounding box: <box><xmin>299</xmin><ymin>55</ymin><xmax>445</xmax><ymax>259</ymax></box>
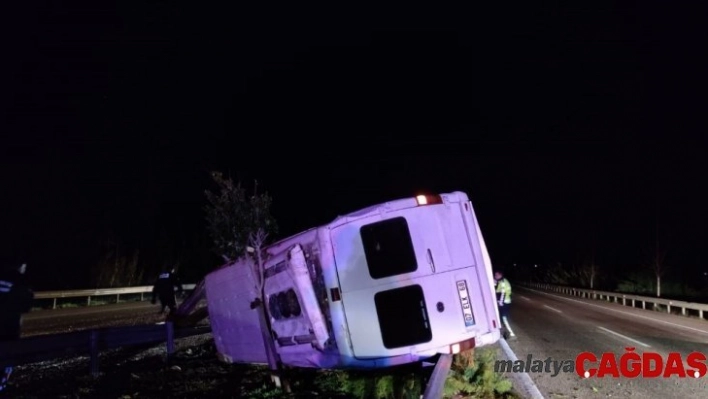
<box><xmin>6</xmin><ymin>333</ymin><xmax>354</xmax><ymax>398</ymax></box>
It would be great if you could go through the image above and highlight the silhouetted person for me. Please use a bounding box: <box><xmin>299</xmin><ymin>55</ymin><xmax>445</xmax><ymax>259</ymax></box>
<box><xmin>151</xmin><ymin>268</ymin><xmax>183</xmax><ymax>315</ymax></box>
<box><xmin>0</xmin><ymin>263</ymin><xmax>34</xmax><ymax>392</ymax></box>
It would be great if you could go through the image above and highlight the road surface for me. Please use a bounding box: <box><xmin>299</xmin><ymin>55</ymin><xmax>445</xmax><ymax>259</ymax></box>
<box><xmin>504</xmin><ymin>286</ymin><xmax>708</xmax><ymax>398</ymax></box>
<box><xmin>22</xmin><ymin>300</ymin><xmax>174</xmax><ymax>337</ymax></box>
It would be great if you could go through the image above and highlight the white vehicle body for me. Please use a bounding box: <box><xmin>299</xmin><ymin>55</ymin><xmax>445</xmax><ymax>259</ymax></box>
<box><xmin>205</xmin><ymin>191</ymin><xmax>501</xmax><ymax>369</ymax></box>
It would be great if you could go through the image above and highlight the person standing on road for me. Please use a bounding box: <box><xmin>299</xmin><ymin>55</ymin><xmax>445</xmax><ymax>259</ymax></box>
<box><xmin>151</xmin><ymin>268</ymin><xmax>183</xmax><ymax>315</ymax></box>
<box><xmin>0</xmin><ymin>263</ymin><xmax>34</xmax><ymax>393</ymax></box>
<box><xmin>494</xmin><ymin>270</ymin><xmax>517</xmax><ymax>340</ymax></box>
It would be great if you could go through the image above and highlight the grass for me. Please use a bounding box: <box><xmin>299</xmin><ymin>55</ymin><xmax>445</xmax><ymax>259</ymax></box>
<box><xmin>443</xmin><ymin>348</ymin><xmax>520</xmax><ymax>399</ymax></box>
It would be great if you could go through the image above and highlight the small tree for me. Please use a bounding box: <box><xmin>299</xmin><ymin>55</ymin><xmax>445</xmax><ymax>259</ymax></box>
<box><xmin>204</xmin><ymin>171</ymin><xmax>278</xmax><ymax>263</ymax></box>
<box><xmin>203</xmin><ymin>171</ymin><xmax>284</xmax><ymax>388</ymax></box>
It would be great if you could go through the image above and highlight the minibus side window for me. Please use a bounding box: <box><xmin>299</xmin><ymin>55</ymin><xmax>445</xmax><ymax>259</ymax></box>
<box><xmin>360</xmin><ymin>217</ymin><xmax>418</xmax><ymax>279</ymax></box>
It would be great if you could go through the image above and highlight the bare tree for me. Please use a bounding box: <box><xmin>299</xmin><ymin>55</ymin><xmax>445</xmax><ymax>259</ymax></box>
<box><xmin>650</xmin><ymin>241</ymin><xmax>668</xmax><ymax>298</ymax></box>
<box><xmin>648</xmin><ymin>209</ymin><xmax>668</xmax><ymax>298</ymax></box>
<box><xmin>577</xmin><ymin>261</ymin><xmax>599</xmax><ymax>290</ymax></box>
<box><xmin>249</xmin><ymin>229</ymin><xmax>269</xmax><ymax>292</ymax></box>
<box><xmin>582</xmin><ymin>231</ymin><xmax>599</xmax><ymax>290</ymax></box>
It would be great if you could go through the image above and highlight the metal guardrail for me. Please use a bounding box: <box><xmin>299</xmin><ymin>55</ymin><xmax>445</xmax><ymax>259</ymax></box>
<box><xmin>422</xmin><ymin>354</ymin><xmax>453</xmax><ymax>399</ymax></box>
<box><xmin>523</xmin><ymin>282</ymin><xmax>708</xmax><ymax>320</ymax></box>
<box><xmin>34</xmin><ymin>284</ymin><xmax>197</xmax><ymax>309</ymax></box>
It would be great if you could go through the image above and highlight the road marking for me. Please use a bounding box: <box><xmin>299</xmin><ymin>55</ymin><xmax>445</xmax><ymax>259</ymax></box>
<box><xmin>519</xmin><ymin>296</ymin><xmax>531</xmax><ymax>301</ymax></box>
<box><xmin>498</xmin><ymin>338</ymin><xmax>546</xmax><ymax>399</ymax></box>
<box><xmin>524</xmin><ymin>288</ymin><xmax>708</xmax><ymax>336</ymax></box>
<box><xmin>597</xmin><ymin>326</ymin><xmax>651</xmax><ymax>348</ymax></box>
<box><xmin>543</xmin><ymin>305</ymin><xmax>562</xmax><ymax>313</ymax></box>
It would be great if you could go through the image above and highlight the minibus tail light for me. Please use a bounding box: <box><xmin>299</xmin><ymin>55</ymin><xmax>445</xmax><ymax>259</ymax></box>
<box><xmin>416</xmin><ymin>194</ymin><xmax>443</xmax><ymax>206</ymax></box>
<box><xmin>449</xmin><ymin>337</ymin><xmax>476</xmax><ymax>354</ymax></box>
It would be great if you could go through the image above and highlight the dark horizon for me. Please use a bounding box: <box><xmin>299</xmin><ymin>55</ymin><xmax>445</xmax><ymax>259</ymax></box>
<box><xmin>2</xmin><ymin>4</ymin><xmax>707</xmax><ymax>290</ymax></box>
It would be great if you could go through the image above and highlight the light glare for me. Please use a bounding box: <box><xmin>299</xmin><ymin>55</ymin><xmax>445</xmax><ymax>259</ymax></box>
<box><xmin>451</xmin><ymin>343</ymin><xmax>461</xmax><ymax>354</ymax></box>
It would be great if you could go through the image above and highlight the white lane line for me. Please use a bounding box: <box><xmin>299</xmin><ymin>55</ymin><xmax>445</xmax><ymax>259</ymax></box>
<box><xmin>597</xmin><ymin>326</ymin><xmax>652</xmax><ymax>348</ymax></box>
<box><xmin>519</xmin><ymin>296</ymin><xmax>531</xmax><ymax>301</ymax></box>
<box><xmin>498</xmin><ymin>338</ymin><xmax>546</xmax><ymax>399</ymax></box>
<box><xmin>524</xmin><ymin>288</ymin><xmax>708</xmax><ymax>336</ymax></box>
<box><xmin>543</xmin><ymin>305</ymin><xmax>562</xmax><ymax>313</ymax></box>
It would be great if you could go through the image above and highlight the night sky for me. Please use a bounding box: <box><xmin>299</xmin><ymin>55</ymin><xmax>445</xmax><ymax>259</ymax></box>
<box><xmin>2</xmin><ymin>4</ymin><xmax>707</xmax><ymax>290</ymax></box>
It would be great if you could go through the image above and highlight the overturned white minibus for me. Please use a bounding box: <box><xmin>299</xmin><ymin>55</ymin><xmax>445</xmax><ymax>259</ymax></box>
<box><xmin>204</xmin><ymin>191</ymin><xmax>501</xmax><ymax>369</ymax></box>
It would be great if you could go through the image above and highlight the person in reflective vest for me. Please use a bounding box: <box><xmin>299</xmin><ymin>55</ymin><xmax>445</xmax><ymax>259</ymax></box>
<box><xmin>0</xmin><ymin>263</ymin><xmax>34</xmax><ymax>392</ymax></box>
<box><xmin>494</xmin><ymin>270</ymin><xmax>516</xmax><ymax>340</ymax></box>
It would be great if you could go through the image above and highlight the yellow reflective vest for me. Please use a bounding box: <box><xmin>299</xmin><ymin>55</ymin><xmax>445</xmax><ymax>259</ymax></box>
<box><xmin>495</xmin><ymin>278</ymin><xmax>512</xmax><ymax>304</ymax></box>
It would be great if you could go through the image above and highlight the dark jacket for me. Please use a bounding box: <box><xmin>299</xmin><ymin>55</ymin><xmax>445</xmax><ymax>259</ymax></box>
<box><xmin>152</xmin><ymin>271</ymin><xmax>183</xmax><ymax>302</ymax></box>
<box><xmin>0</xmin><ymin>268</ymin><xmax>34</xmax><ymax>341</ymax></box>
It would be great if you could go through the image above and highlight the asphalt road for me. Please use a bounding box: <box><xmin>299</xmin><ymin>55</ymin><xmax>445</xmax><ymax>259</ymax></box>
<box><xmin>503</xmin><ymin>286</ymin><xmax>708</xmax><ymax>398</ymax></box>
<box><xmin>22</xmin><ymin>300</ymin><xmax>175</xmax><ymax>337</ymax></box>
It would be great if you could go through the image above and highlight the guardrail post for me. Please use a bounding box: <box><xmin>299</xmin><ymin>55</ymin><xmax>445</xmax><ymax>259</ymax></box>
<box><xmin>642</xmin><ymin>300</ymin><xmax>645</xmax><ymax>310</ymax></box>
<box><xmin>90</xmin><ymin>330</ymin><xmax>99</xmax><ymax>377</ymax></box>
<box><xmin>422</xmin><ymin>354</ymin><xmax>453</xmax><ymax>399</ymax></box>
<box><xmin>116</xmin><ymin>294</ymin><xmax>120</xmax><ymax>304</ymax></box>
<box><xmin>682</xmin><ymin>306</ymin><xmax>686</xmax><ymax>316</ymax></box>
<box><xmin>622</xmin><ymin>296</ymin><xmax>626</xmax><ymax>306</ymax></box>
<box><xmin>700</xmin><ymin>310</ymin><xmax>704</xmax><ymax>319</ymax></box>
<box><xmin>52</xmin><ymin>298</ymin><xmax>57</xmax><ymax>309</ymax></box>
<box><xmin>668</xmin><ymin>302</ymin><xmax>672</xmax><ymax>314</ymax></box>
<box><xmin>166</xmin><ymin>322</ymin><xmax>175</xmax><ymax>363</ymax></box>
<box><xmin>87</xmin><ymin>296</ymin><xmax>91</xmax><ymax>307</ymax></box>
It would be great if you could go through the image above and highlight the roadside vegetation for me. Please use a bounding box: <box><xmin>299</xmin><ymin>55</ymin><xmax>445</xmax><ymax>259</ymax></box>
<box><xmin>11</xmin><ymin>333</ymin><xmax>518</xmax><ymax>399</ymax></box>
<box><xmin>512</xmin><ymin>260</ymin><xmax>708</xmax><ymax>303</ymax></box>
